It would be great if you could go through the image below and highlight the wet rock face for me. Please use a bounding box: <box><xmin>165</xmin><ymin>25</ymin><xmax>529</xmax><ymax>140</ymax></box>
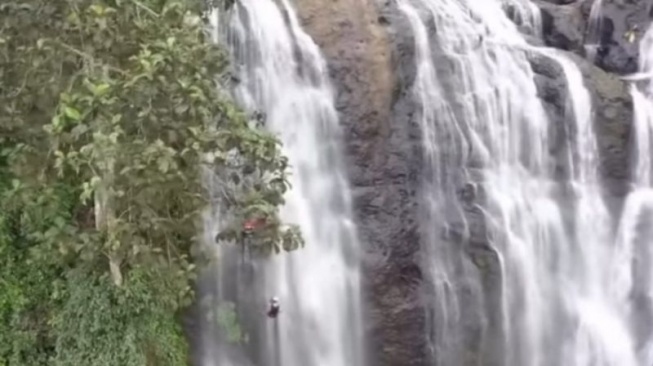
<box><xmin>568</xmin><ymin>52</ymin><xmax>633</xmax><ymax>205</ymax></box>
<box><xmin>528</xmin><ymin>52</ymin><xmax>577</xmax><ymax>187</ymax></box>
<box><xmin>293</xmin><ymin>0</ymin><xmax>427</xmax><ymax>365</ymax></box>
<box><xmin>527</xmin><ymin>48</ymin><xmax>632</xmax><ymax>204</ymax></box>
<box><xmin>586</xmin><ymin>0</ymin><xmax>652</xmax><ymax>74</ymax></box>
<box><xmin>290</xmin><ymin>0</ymin><xmax>635</xmax><ymax>365</ymax></box>
<box><xmin>539</xmin><ymin>0</ymin><xmax>653</xmax><ymax>74</ymax></box>
<box><xmin>529</xmin><ymin>49</ymin><xmax>632</xmax><ymax>208</ymax></box>
<box><xmin>531</xmin><ymin>0</ymin><xmax>638</xmax><ymax>217</ymax></box>
<box><xmin>538</xmin><ymin>1</ymin><xmax>587</xmax><ymax>54</ymax></box>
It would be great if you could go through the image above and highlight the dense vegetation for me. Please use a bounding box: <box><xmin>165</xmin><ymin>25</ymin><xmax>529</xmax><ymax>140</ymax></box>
<box><xmin>0</xmin><ymin>0</ymin><xmax>301</xmax><ymax>364</ymax></box>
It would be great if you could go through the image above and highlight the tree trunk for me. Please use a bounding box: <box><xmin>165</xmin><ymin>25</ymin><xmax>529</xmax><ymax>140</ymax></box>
<box><xmin>95</xmin><ymin>149</ymin><xmax>122</xmax><ymax>287</ymax></box>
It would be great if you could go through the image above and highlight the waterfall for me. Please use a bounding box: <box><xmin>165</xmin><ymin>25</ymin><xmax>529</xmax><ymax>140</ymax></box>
<box><xmin>196</xmin><ymin>1</ymin><xmax>365</xmax><ymax>366</ymax></box>
<box><xmin>397</xmin><ymin>0</ymin><xmax>636</xmax><ymax>364</ymax></box>
<box><xmin>585</xmin><ymin>0</ymin><xmax>605</xmax><ymax>61</ymax></box>
<box><xmin>615</xmin><ymin>25</ymin><xmax>653</xmax><ymax>364</ymax></box>
<box><xmin>548</xmin><ymin>54</ymin><xmax>634</xmax><ymax>366</ymax></box>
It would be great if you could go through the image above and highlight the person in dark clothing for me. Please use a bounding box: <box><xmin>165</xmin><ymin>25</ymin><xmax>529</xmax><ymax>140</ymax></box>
<box><xmin>267</xmin><ymin>297</ymin><xmax>280</xmax><ymax>319</ymax></box>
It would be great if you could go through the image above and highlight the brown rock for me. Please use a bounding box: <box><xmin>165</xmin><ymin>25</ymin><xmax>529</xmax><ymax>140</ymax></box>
<box><xmin>293</xmin><ymin>0</ymin><xmax>427</xmax><ymax>365</ymax></box>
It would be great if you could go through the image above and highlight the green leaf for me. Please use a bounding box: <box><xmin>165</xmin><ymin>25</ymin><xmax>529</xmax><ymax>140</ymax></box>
<box><xmin>94</xmin><ymin>83</ymin><xmax>110</xmax><ymax>96</ymax></box>
<box><xmin>64</xmin><ymin>106</ymin><xmax>81</xmax><ymax>121</ymax></box>
<box><xmin>157</xmin><ymin>157</ymin><xmax>170</xmax><ymax>173</ymax></box>
<box><xmin>52</xmin><ymin>115</ymin><xmax>62</xmax><ymax>128</ymax></box>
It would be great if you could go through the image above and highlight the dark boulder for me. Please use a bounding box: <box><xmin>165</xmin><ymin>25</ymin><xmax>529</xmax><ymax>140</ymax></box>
<box><xmin>537</xmin><ymin>1</ymin><xmax>588</xmax><ymax>54</ymax></box>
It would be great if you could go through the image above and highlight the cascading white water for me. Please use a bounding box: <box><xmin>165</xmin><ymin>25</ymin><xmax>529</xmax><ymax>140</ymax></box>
<box><xmin>630</xmin><ymin>26</ymin><xmax>653</xmax><ymax>188</ymax></box>
<box><xmin>198</xmin><ymin>1</ymin><xmax>365</xmax><ymax>366</ymax></box>
<box><xmin>585</xmin><ymin>0</ymin><xmax>605</xmax><ymax>61</ymax></box>
<box><xmin>397</xmin><ymin>0</ymin><xmax>636</xmax><ymax>364</ymax></box>
<box><xmin>548</xmin><ymin>53</ymin><xmax>636</xmax><ymax>366</ymax></box>
<box><xmin>614</xmin><ymin>25</ymin><xmax>653</xmax><ymax>365</ymax></box>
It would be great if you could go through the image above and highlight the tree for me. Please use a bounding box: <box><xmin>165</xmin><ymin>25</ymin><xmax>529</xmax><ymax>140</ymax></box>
<box><xmin>0</xmin><ymin>0</ymin><xmax>301</xmax><ymax>364</ymax></box>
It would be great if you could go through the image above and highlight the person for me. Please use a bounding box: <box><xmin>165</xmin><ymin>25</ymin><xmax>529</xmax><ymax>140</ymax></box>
<box><xmin>243</xmin><ymin>217</ymin><xmax>266</xmax><ymax>235</ymax></box>
<box><xmin>267</xmin><ymin>296</ymin><xmax>280</xmax><ymax>319</ymax></box>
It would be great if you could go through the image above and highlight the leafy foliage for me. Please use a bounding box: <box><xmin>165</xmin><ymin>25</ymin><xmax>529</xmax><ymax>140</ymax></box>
<box><xmin>0</xmin><ymin>0</ymin><xmax>302</xmax><ymax>364</ymax></box>
<box><xmin>51</xmin><ymin>267</ymin><xmax>189</xmax><ymax>366</ymax></box>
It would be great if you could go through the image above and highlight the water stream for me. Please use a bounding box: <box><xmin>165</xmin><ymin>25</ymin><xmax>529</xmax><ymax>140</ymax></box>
<box><xmin>585</xmin><ymin>0</ymin><xmax>605</xmax><ymax>61</ymax></box>
<box><xmin>193</xmin><ymin>1</ymin><xmax>653</xmax><ymax>365</ymax></box>
<box><xmin>197</xmin><ymin>1</ymin><xmax>365</xmax><ymax>365</ymax></box>
<box><xmin>397</xmin><ymin>0</ymin><xmax>636</xmax><ymax>364</ymax></box>
<box><xmin>614</xmin><ymin>24</ymin><xmax>653</xmax><ymax>365</ymax></box>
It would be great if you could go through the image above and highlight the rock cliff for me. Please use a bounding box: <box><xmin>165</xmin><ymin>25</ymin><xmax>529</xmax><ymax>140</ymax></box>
<box><xmin>293</xmin><ymin>0</ymin><xmax>426</xmax><ymax>364</ymax></box>
<box><xmin>290</xmin><ymin>0</ymin><xmax>643</xmax><ymax>364</ymax></box>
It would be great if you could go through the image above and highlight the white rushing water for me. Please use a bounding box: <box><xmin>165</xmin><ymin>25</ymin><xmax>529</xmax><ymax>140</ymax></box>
<box><xmin>397</xmin><ymin>0</ymin><xmax>636</xmax><ymax>364</ymax></box>
<box><xmin>615</xmin><ymin>25</ymin><xmax>653</xmax><ymax>365</ymax></box>
<box><xmin>198</xmin><ymin>1</ymin><xmax>365</xmax><ymax>366</ymax></box>
<box><xmin>585</xmin><ymin>0</ymin><xmax>605</xmax><ymax>61</ymax></box>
